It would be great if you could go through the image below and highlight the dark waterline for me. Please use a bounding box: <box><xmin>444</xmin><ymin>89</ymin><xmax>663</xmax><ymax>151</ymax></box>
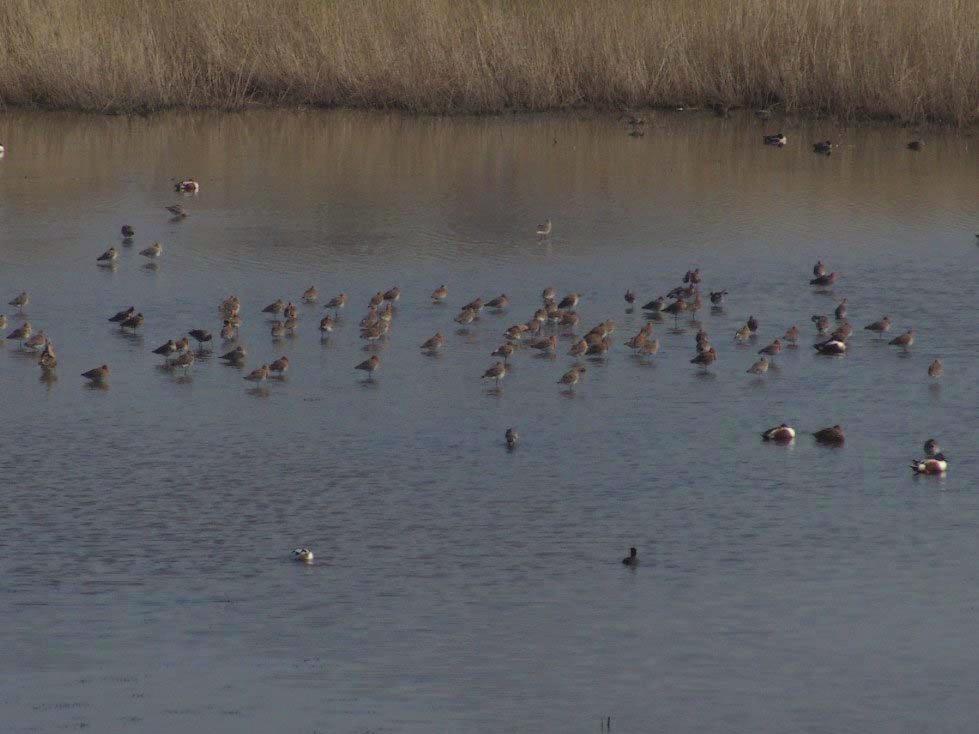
<box><xmin>0</xmin><ymin>110</ymin><xmax>977</xmax><ymax>733</ymax></box>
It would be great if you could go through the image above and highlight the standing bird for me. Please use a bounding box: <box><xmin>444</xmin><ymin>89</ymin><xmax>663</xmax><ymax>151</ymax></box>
<box><xmin>263</xmin><ymin>299</ymin><xmax>284</xmax><ymax>315</ymax></box>
<box><xmin>622</xmin><ymin>547</ymin><xmax>639</xmax><ymax>566</ymax></box>
<box><xmin>536</xmin><ymin>219</ymin><xmax>552</xmax><ymax>237</ymax></box>
<box><xmin>486</xmin><ymin>294</ymin><xmax>509</xmax><ymax>311</ymax></box>
<box><xmin>39</xmin><ymin>349</ymin><xmax>58</xmax><ymax>371</ymax></box>
<box><xmin>220</xmin><ymin>346</ymin><xmax>247</xmax><ymax>364</ymax></box>
<box><xmin>530</xmin><ymin>335</ymin><xmax>558</xmax><ymax>355</ymax></box>
<box><xmin>355</xmin><ymin>355</ymin><xmax>381</xmax><ymax>380</ymax></box>
<box><xmin>319</xmin><ymin>315</ymin><xmax>336</xmax><ymax>334</ymax></box>
<box><xmin>557</xmin><ymin>365</ymin><xmax>586</xmax><ymax>390</ymax></box>
<box><xmin>690</xmin><ymin>346</ymin><xmax>717</xmax><ymax>371</ymax></box>
<box><xmin>81</xmin><ymin>365</ymin><xmax>110</xmax><ymax>384</ymax></box>
<box><xmin>568</xmin><ymin>339</ymin><xmax>588</xmax><ymax>357</ymax></box>
<box><xmin>109</xmin><ymin>306</ymin><xmax>135</xmax><ymax>323</ymax></box>
<box><xmin>746</xmin><ymin>356</ymin><xmax>769</xmax><ymax>374</ymax></box>
<box><xmin>762</xmin><ymin>424</ymin><xmax>796</xmax><ymax>442</ymax></box>
<box><xmin>269</xmin><ymin>356</ymin><xmax>290</xmax><ymax>377</ymax></box>
<box><xmin>8</xmin><ymin>291</ymin><xmax>29</xmax><ymax>312</ymax></box>
<box><xmin>637</xmin><ymin>338</ymin><xmax>660</xmax><ymax>357</ymax></box>
<box><xmin>624</xmin><ymin>290</ymin><xmax>636</xmax><ymax>305</ymax></box>
<box><xmin>220</xmin><ymin>320</ymin><xmax>236</xmax><ymax>341</ymax></box>
<box><xmin>188</xmin><ymin>329</ymin><xmax>212</xmax><ymax>349</ymax></box>
<box><xmin>834</xmin><ymin>298</ymin><xmax>848</xmax><ymax>320</ymax></box>
<box><xmin>165</xmin><ymin>204</ymin><xmax>187</xmax><ymax>218</ymax></box>
<box><xmin>864</xmin><ymin>315</ymin><xmax>892</xmax><ymax>334</ymax></box>
<box><xmin>382</xmin><ymin>286</ymin><xmax>401</xmax><ymax>302</ymax></box>
<box><xmin>812</xmin><ymin>314</ymin><xmax>830</xmax><ymax>334</ymax></box>
<box><xmin>758</xmin><ymin>338</ymin><xmax>783</xmax><ymax>358</ymax></box>
<box><xmin>302</xmin><ymin>286</ymin><xmax>319</xmax><ymax>303</ymax></box>
<box><xmin>0</xmin><ymin>315</ymin><xmax>6</xmax><ymax>330</ymax></box>
<box><xmin>642</xmin><ymin>296</ymin><xmax>665</xmax><ymax>312</ymax></box>
<box><xmin>97</xmin><ymin>247</ymin><xmax>118</xmax><ymax>265</ymax></box>
<box><xmin>421</xmin><ymin>332</ymin><xmax>445</xmax><ymax>352</ymax></box>
<box><xmin>244</xmin><ymin>364</ymin><xmax>270</xmax><ymax>383</ymax></box>
<box><xmin>813</xmin><ymin>425</ymin><xmax>845</xmax><ymax>445</ymax></box>
<box><xmin>492</xmin><ymin>343</ymin><xmax>515</xmax><ymax>363</ymax></box>
<box><xmin>482</xmin><ymin>361</ymin><xmax>507</xmax><ymax>387</ymax></box>
<box><xmin>734</xmin><ymin>325</ymin><xmax>751</xmax><ymax>343</ymax></box>
<box><xmin>7</xmin><ymin>321</ymin><xmax>32</xmax><ymax>342</ymax></box>
<box><xmin>324</xmin><ymin>293</ymin><xmax>347</xmax><ymax>313</ymax></box>
<box><xmin>139</xmin><ymin>242</ymin><xmax>163</xmax><ymax>260</ymax></box>
<box><xmin>542</xmin><ymin>286</ymin><xmax>557</xmax><ymax>303</ymax></box>
<box><xmin>889</xmin><ymin>329</ymin><xmax>914</xmax><ymax>348</ymax></box>
<box><xmin>746</xmin><ymin>315</ymin><xmax>759</xmax><ymax>334</ymax></box>
<box><xmin>153</xmin><ymin>339</ymin><xmax>178</xmax><ymax>357</ymax></box>
<box><xmin>168</xmin><ymin>350</ymin><xmax>195</xmax><ymax>372</ymax></box>
<box><xmin>505</xmin><ymin>428</ymin><xmax>518</xmax><ymax>450</ymax></box>
<box><xmin>431</xmin><ymin>285</ymin><xmax>448</xmax><ymax>304</ymax></box>
<box><xmin>928</xmin><ymin>359</ymin><xmax>943</xmax><ymax>378</ymax></box>
<box><xmin>783</xmin><ymin>325</ymin><xmax>800</xmax><ymax>345</ymax></box>
<box><xmin>557</xmin><ymin>293</ymin><xmax>579</xmax><ymax>310</ymax></box>
<box><xmin>813</xmin><ymin>140</ymin><xmax>834</xmax><ymax>154</ymax></box>
<box><xmin>454</xmin><ymin>308</ymin><xmax>476</xmax><ymax>327</ymax></box>
<box><xmin>120</xmin><ymin>313</ymin><xmax>144</xmax><ymax>332</ymax></box>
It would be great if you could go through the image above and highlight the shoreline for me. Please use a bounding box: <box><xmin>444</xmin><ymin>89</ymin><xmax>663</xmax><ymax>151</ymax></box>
<box><xmin>1</xmin><ymin>0</ymin><xmax>975</xmax><ymax>126</ymax></box>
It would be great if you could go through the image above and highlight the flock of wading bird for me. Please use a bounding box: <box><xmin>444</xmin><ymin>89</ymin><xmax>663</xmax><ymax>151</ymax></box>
<box><xmin>2</xmin><ymin>177</ymin><xmax>952</xmax><ymax>494</ymax></box>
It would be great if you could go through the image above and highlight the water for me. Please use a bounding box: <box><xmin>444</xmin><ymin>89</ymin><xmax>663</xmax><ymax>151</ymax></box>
<box><xmin>0</xmin><ymin>109</ymin><xmax>977</xmax><ymax>733</ymax></box>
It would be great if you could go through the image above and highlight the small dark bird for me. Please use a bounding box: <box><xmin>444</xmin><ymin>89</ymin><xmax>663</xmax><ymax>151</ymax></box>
<box><xmin>834</xmin><ymin>298</ymin><xmax>848</xmax><ymax>320</ymax></box>
<box><xmin>121</xmin><ymin>225</ymin><xmax>135</xmax><ymax>238</ymax></box>
<box><xmin>813</xmin><ymin>425</ymin><xmax>845</xmax><ymax>445</ymax></box>
<box><xmin>709</xmin><ymin>290</ymin><xmax>728</xmax><ymax>305</ymax></box>
<box><xmin>120</xmin><ymin>313</ymin><xmax>144</xmax><ymax>331</ymax></box>
<box><xmin>864</xmin><ymin>316</ymin><xmax>892</xmax><ymax>333</ymax></box>
<box><xmin>505</xmin><ymin>428</ymin><xmax>518</xmax><ymax>449</ymax></box>
<box><xmin>889</xmin><ymin>329</ymin><xmax>914</xmax><ymax>348</ymax></box>
<box><xmin>907</xmin><ymin>140</ymin><xmax>924</xmax><ymax>151</ymax></box>
<box><xmin>642</xmin><ymin>296</ymin><xmax>665</xmax><ymax>312</ymax></box>
<box><xmin>622</xmin><ymin>547</ymin><xmax>639</xmax><ymax>566</ymax></box>
<box><xmin>928</xmin><ymin>359</ymin><xmax>943</xmax><ymax>378</ymax></box>
<box><xmin>813</xmin><ymin>140</ymin><xmax>834</xmax><ymax>154</ymax></box>
<box><xmin>690</xmin><ymin>346</ymin><xmax>717</xmax><ymax>371</ymax></box>
<box><xmin>165</xmin><ymin>204</ymin><xmax>187</xmax><ymax>218</ymax></box>
<box><xmin>188</xmin><ymin>329</ymin><xmax>212</xmax><ymax>347</ymax></box>
<box><xmin>763</xmin><ymin>133</ymin><xmax>787</xmax><ymax>147</ymax></box>
<box><xmin>747</xmin><ymin>315</ymin><xmax>759</xmax><ymax>333</ymax></box>
<box><xmin>109</xmin><ymin>306</ymin><xmax>135</xmax><ymax>323</ymax></box>
<box><xmin>813</xmin><ymin>260</ymin><xmax>826</xmax><ymax>278</ymax></box>
<box><xmin>624</xmin><ymin>290</ymin><xmax>636</xmax><ymax>304</ymax></box>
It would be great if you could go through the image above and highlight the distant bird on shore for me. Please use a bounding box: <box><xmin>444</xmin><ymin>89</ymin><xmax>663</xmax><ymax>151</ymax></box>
<box><xmin>763</xmin><ymin>133</ymin><xmax>787</xmax><ymax>147</ymax></box>
<box><xmin>762</xmin><ymin>424</ymin><xmax>795</xmax><ymax>442</ymax></box>
<box><xmin>174</xmin><ymin>178</ymin><xmax>200</xmax><ymax>193</ymax></box>
<box><xmin>813</xmin><ymin>140</ymin><xmax>835</xmax><ymax>154</ymax></box>
<box><xmin>536</xmin><ymin>219</ymin><xmax>552</xmax><ymax>237</ymax></box>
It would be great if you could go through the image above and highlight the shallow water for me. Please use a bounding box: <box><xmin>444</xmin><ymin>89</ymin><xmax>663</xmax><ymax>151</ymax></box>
<box><xmin>0</xmin><ymin>109</ymin><xmax>977</xmax><ymax>733</ymax></box>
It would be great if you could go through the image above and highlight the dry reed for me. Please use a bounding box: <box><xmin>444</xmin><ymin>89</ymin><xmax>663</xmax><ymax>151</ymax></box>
<box><xmin>0</xmin><ymin>0</ymin><xmax>975</xmax><ymax>124</ymax></box>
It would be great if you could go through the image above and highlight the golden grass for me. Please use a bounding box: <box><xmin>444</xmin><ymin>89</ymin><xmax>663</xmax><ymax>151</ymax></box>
<box><xmin>0</xmin><ymin>0</ymin><xmax>975</xmax><ymax>124</ymax></box>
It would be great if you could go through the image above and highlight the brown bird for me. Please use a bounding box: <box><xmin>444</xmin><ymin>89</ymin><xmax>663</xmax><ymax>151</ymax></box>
<box><xmin>168</xmin><ymin>350</ymin><xmax>195</xmax><ymax>372</ymax></box>
<box><xmin>747</xmin><ymin>356</ymin><xmax>769</xmax><ymax>374</ymax></box>
<box><xmin>96</xmin><ymin>246</ymin><xmax>118</xmax><ymax>264</ymax></box>
<box><xmin>834</xmin><ymin>298</ymin><xmax>848</xmax><ymax>320</ymax></box>
<box><xmin>421</xmin><ymin>332</ymin><xmax>445</xmax><ymax>351</ymax></box>
<box><xmin>812</xmin><ymin>314</ymin><xmax>830</xmax><ymax>334</ymax></box>
<box><xmin>690</xmin><ymin>346</ymin><xmax>717</xmax><ymax>371</ymax></box>
<box><xmin>8</xmin><ymin>291</ymin><xmax>29</xmax><ymax>311</ymax></box>
<box><xmin>165</xmin><ymin>204</ymin><xmax>187</xmax><ymax>218</ymax></box>
<box><xmin>928</xmin><ymin>359</ymin><xmax>943</xmax><ymax>378</ymax></box>
<box><xmin>369</xmin><ymin>291</ymin><xmax>384</xmax><ymax>308</ymax></box>
<box><xmin>263</xmin><ymin>299</ymin><xmax>284</xmax><ymax>315</ymax></box>
<box><xmin>505</xmin><ymin>428</ymin><xmax>518</xmax><ymax>449</ymax></box>
<box><xmin>462</xmin><ymin>297</ymin><xmax>484</xmax><ymax>314</ymax></box>
<box><xmin>120</xmin><ymin>313</ymin><xmax>144</xmax><ymax>332</ymax></box>
<box><xmin>624</xmin><ymin>290</ymin><xmax>636</xmax><ymax>304</ymax></box>
<box><xmin>220</xmin><ymin>346</ymin><xmax>247</xmax><ymax>363</ymax></box>
<box><xmin>486</xmin><ymin>295</ymin><xmax>509</xmax><ymax>310</ymax></box>
<box><xmin>431</xmin><ymin>285</ymin><xmax>448</xmax><ymax>303</ymax></box>
<box><xmin>557</xmin><ymin>293</ymin><xmax>580</xmax><ymax>309</ymax></box>
<box><xmin>864</xmin><ymin>316</ymin><xmax>892</xmax><ymax>333</ymax></box>
<box><xmin>355</xmin><ymin>355</ymin><xmax>381</xmax><ymax>379</ymax></box>
<box><xmin>454</xmin><ymin>307</ymin><xmax>476</xmax><ymax>326</ymax></box>
<box><xmin>830</xmin><ymin>322</ymin><xmax>853</xmax><ymax>341</ymax></box>
<box><xmin>813</xmin><ymin>260</ymin><xmax>826</xmax><ymax>278</ymax></box>
<box><xmin>783</xmin><ymin>325</ymin><xmax>800</xmax><ymax>344</ymax></box>
<box><xmin>491</xmin><ymin>343</ymin><xmax>515</xmax><ymax>362</ymax></box>
<box><xmin>746</xmin><ymin>315</ymin><xmax>759</xmax><ymax>333</ymax></box>
<box><xmin>244</xmin><ymin>364</ymin><xmax>270</xmax><ymax>383</ymax></box>
<box><xmin>152</xmin><ymin>339</ymin><xmax>178</xmax><ymax>357</ymax></box>
<box><xmin>758</xmin><ymin>339</ymin><xmax>782</xmax><ymax>357</ymax></box>
<box><xmin>709</xmin><ymin>290</ymin><xmax>728</xmax><ymax>306</ymax></box>
<box><xmin>625</xmin><ymin>324</ymin><xmax>653</xmax><ymax>350</ymax></box>
<box><xmin>568</xmin><ymin>339</ymin><xmax>588</xmax><ymax>357</ymax></box>
<box><xmin>735</xmin><ymin>325</ymin><xmax>751</xmax><ymax>343</ymax></box>
<box><xmin>558</xmin><ymin>365</ymin><xmax>586</xmax><ymax>389</ymax></box>
<box><xmin>81</xmin><ymin>364</ymin><xmax>110</xmax><ymax>384</ymax></box>
<box><xmin>324</xmin><ymin>293</ymin><xmax>347</xmax><ymax>312</ymax></box>
<box><xmin>530</xmin><ymin>335</ymin><xmax>558</xmax><ymax>354</ymax></box>
<box><xmin>482</xmin><ymin>361</ymin><xmax>507</xmax><ymax>386</ymax></box>
<box><xmin>907</xmin><ymin>140</ymin><xmax>924</xmax><ymax>151</ymax></box>
<box><xmin>302</xmin><ymin>286</ymin><xmax>318</xmax><ymax>303</ymax></box>
<box><xmin>813</xmin><ymin>425</ymin><xmax>845</xmax><ymax>445</ymax></box>
<box><xmin>270</xmin><ymin>356</ymin><xmax>290</xmax><ymax>376</ymax></box>
<box><xmin>39</xmin><ymin>350</ymin><xmax>57</xmax><ymax>370</ymax></box>
<box><xmin>108</xmin><ymin>306</ymin><xmax>135</xmax><ymax>323</ymax></box>
<box><xmin>7</xmin><ymin>322</ymin><xmax>31</xmax><ymax>341</ymax></box>
<box><xmin>383</xmin><ymin>286</ymin><xmax>401</xmax><ymax>302</ymax></box>
<box><xmin>637</xmin><ymin>338</ymin><xmax>660</xmax><ymax>357</ymax></box>
<box><xmin>762</xmin><ymin>424</ymin><xmax>796</xmax><ymax>442</ymax></box>
<box><xmin>586</xmin><ymin>337</ymin><xmax>612</xmax><ymax>356</ymax></box>
<box><xmin>188</xmin><ymin>329</ymin><xmax>212</xmax><ymax>348</ymax></box>
<box><xmin>319</xmin><ymin>315</ymin><xmax>336</xmax><ymax>334</ymax></box>
<box><xmin>810</xmin><ymin>272</ymin><xmax>839</xmax><ymax>287</ymax></box>
<box><xmin>541</xmin><ymin>287</ymin><xmax>557</xmax><ymax>302</ymax></box>
<box><xmin>889</xmin><ymin>329</ymin><xmax>914</xmax><ymax>348</ymax></box>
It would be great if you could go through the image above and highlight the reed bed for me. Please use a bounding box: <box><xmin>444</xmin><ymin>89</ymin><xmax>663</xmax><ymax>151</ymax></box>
<box><xmin>0</xmin><ymin>0</ymin><xmax>975</xmax><ymax>124</ymax></box>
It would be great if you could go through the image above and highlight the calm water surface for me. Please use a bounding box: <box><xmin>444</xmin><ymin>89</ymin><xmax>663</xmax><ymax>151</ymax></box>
<box><xmin>0</xmin><ymin>110</ymin><xmax>977</xmax><ymax>733</ymax></box>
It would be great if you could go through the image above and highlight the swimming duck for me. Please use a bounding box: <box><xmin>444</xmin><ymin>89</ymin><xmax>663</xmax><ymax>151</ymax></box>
<box><xmin>910</xmin><ymin>453</ymin><xmax>947</xmax><ymax>475</ymax></box>
<box><xmin>762</xmin><ymin>424</ymin><xmax>796</xmax><ymax>442</ymax></box>
<box><xmin>292</xmin><ymin>548</ymin><xmax>314</xmax><ymax>563</ymax></box>
<box><xmin>763</xmin><ymin>133</ymin><xmax>787</xmax><ymax>147</ymax></box>
<box><xmin>813</xmin><ymin>140</ymin><xmax>835</xmax><ymax>154</ymax></box>
<box><xmin>813</xmin><ymin>425</ymin><xmax>845</xmax><ymax>444</ymax></box>
<box><xmin>174</xmin><ymin>178</ymin><xmax>200</xmax><ymax>193</ymax></box>
<box><xmin>505</xmin><ymin>427</ymin><xmax>518</xmax><ymax>449</ymax></box>
<box><xmin>622</xmin><ymin>547</ymin><xmax>639</xmax><ymax>566</ymax></box>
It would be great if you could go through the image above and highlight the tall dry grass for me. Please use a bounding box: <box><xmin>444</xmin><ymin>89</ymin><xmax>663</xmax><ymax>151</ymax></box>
<box><xmin>0</xmin><ymin>0</ymin><xmax>975</xmax><ymax>123</ymax></box>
